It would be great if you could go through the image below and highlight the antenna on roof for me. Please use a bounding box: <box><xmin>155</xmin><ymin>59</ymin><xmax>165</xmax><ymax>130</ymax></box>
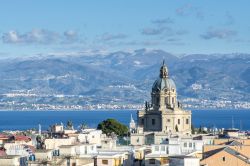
<box><xmin>162</xmin><ymin>59</ymin><xmax>165</xmax><ymax>65</ymax></box>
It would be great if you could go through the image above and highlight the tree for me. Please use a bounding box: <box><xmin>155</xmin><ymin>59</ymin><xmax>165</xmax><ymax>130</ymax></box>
<box><xmin>97</xmin><ymin>119</ymin><xmax>128</xmax><ymax>136</ymax></box>
<box><xmin>36</xmin><ymin>135</ymin><xmax>45</xmax><ymax>149</ymax></box>
<box><xmin>79</xmin><ymin>123</ymin><xmax>88</xmax><ymax>131</ymax></box>
<box><xmin>66</xmin><ymin>120</ymin><xmax>73</xmax><ymax>130</ymax></box>
<box><xmin>198</xmin><ymin>125</ymin><xmax>202</xmax><ymax>133</ymax></box>
<box><xmin>191</xmin><ymin>124</ymin><xmax>195</xmax><ymax>134</ymax></box>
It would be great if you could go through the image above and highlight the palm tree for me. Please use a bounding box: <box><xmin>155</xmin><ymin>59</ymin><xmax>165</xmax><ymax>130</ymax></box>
<box><xmin>79</xmin><ymin>123</ymin><xmax>88</xmax><ymax>131</ymax></box>
<box><xmin>66</xmin><ymin>120</ymin><xmax>73</xmax><ymax>130</ymax></box>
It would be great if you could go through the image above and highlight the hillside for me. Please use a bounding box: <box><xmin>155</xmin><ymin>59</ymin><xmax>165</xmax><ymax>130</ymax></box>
<box><xmin>0</xmin><ymin>49</ymin><xmax>249</xmax><ymax>110</ymax></box>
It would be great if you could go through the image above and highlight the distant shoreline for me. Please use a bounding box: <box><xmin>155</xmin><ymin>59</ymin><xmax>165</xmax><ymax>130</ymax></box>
<box><xmin>0</xmin><ymin>108</ymin><xmax>249</xmax><ymax>111</ymax></box>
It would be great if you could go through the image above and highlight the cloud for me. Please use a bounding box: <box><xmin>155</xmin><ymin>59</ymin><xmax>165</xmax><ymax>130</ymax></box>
<box><xmin>176</xmin><ymin>4</ymin><xmax>193</xmax><ymax>16</ymax></box>
<box><xmin>2</xmin><ymin>31</ymin><xmax>20</xmax><ymax>43</ymax></box>
<box><xmin>100</xmin><ymin>33</ymin><xmax>127</xmax><ymax>41</ymax></box>
<box><xmin>141</xmin><ymin>27</ymin><xmax>166</xmax><ymax>35</ymax></box>
<box><xmin>2</xmin><ymin>29</ymin><xmax>79</xmax><ymax>44</ymax></box>
<box><xmin>176</xmin><ymin>4</ymin><xmax>204</xmax><ymax>20</ymax></box>
<box><xmin>64</xmin><ymin>30</ymin><xmax>79</xmax><ymax>41</ymax></box>
<box><xmin>141</xmin><ymin>26</ymin><xmax>188</xmax><ymax>38</ymax></box>
<box><xmin>151</xmin><ymin>18</ymin><xmax>174</xmax><ymax>26</ymax></box>
<box><xmin>201</xmin><ymin>28</ymin><xmax>237</xmax><ymax>40</ymax></box>
<box><xmin>142</xmin><ymin>17</ymin><xmax>188</xmax><ymax>37</ymax></box>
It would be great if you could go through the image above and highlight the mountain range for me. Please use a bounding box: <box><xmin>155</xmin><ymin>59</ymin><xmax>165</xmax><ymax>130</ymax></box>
<box><xmin>0</xmin><ymin>49</ymin><xmax>249</xmax><ymax>108</ymax></box>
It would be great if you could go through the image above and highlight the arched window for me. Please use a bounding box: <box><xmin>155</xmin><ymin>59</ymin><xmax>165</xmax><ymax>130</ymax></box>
<box><xmin>165</xmin><ymin>97</ymin><xmax>168</xmax><ymax>105</ymax></box>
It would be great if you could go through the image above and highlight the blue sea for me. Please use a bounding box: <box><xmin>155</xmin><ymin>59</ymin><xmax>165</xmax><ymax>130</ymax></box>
<box><xmin>0</xmin><ymin>110</ymin><xmax>250</xmax><ymax>131</ymax></box>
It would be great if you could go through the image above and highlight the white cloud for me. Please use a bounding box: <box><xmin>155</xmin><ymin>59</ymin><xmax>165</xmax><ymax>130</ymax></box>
<box><xmin>64</xmin><ymin>30</ymin><xmax>78</xmax><ymax>41</ymax></box>
<box><xmin>2</xmin><ymin>31</ymin><xmax>20</xmax><ymax>43</ymax></box>
<box><xmin>201</xmin><ymin>28</ymin><xmax>237</xmax><ymax>40</ymax></box>
<box><xmin>1</xmin><ymin>29</ymin><xmax>79</xmax><ymax>44</ymax></box>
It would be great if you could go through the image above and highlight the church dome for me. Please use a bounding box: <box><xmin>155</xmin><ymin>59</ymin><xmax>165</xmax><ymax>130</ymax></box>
<box><xmin>152</xmin><ymin>61</ymin><xmax>176</xmax><ymax>92</ymax></box>
<box><xmin>152</xmin><ymin>77</ymin><xmax>176</xmax><ymax>92</ymax></box>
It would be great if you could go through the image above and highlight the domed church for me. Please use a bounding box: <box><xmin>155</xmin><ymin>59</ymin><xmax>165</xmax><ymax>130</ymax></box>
<box><xmin>131</xmin><ymin>61</ymin><xmax>192</xmax><ymax>145</ymax></box>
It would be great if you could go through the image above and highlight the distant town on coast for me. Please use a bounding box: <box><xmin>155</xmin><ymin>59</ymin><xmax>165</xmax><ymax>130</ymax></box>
<box><xmin>0</xmin><ymin>50</ymin><xmax>250</xmax><ymax>111</ymax></box>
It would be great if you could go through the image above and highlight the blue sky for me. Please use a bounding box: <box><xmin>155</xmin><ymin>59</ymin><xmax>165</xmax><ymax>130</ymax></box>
<box><xmin>0</xmin><ymin>0</ymin><xmax>250</xmax><ymax>58</ymax></box>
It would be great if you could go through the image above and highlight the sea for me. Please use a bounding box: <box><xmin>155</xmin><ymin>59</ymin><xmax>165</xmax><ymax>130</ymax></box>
<box><xmin>0</xmin><ymin>109</ymin><xmax>250</xmax><ymax>131</ymax></box>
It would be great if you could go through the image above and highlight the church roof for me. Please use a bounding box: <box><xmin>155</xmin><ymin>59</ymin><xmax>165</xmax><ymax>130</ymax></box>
<box><xmin>152</xmin><ymin>60</ymin><xmax>176</xmax><ymax>92</ymax></box>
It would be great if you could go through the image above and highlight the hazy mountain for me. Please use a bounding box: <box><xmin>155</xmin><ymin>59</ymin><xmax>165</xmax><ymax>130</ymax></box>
<box><xmin>0</xmin><ymin>49</ymin><xmax>249</xmax><ymax>107</ymax></box>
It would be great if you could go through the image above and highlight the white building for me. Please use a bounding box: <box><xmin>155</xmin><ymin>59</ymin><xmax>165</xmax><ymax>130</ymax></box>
<box><xmin>95</xmin><ymin>151</ymin><xmax>132</xmax><ymax>166</ymax></box>
<box><xmin>59</xmin><ymin>143</ymin><xmax>97</xmax><ymax>156</ymax></box>
<box><xmin>0</xmin><ymin>155</ymin><xmax>27</xmax><ymax>166</ymax></box>
<box><xmin>169</xmin><ymin>156</ymin><xmax>200</xmax><ymax>166</ymax></box>
<box><xmin>78</xmin><ymin>129</ymin><xmax>102</xmax><ymax>146</ymax></box>
<box><xmin>44</xmin><ymin>137</ymin><xmax>77</xmax><ymax>150</ymax></box>
<box><xmin>34</xmin><ymin>149</ymin><xmax>53</xmax><ymax>161</ymax></box>
<box><xmin>4</xmin><ymin>143</ymin><xmax>34</xmax><ymax>157</ymax></box>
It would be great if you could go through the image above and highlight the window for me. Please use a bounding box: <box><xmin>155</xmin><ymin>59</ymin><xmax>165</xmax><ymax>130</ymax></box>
<box><xmin>178</xmin><ymin>119</ymin><xmax>180</xmax><ymax>125</ymax></box>
<box><xmin>161</xmin><ymin>146</ymin><xmax>165</xmax><ymax>151</ymax></box>
<box><xmin>137</xmin><ymin>138</ymin><xmax>140</xmax><ymax>143</ymax></box>
<box><xmin>189</xmin><ymin>143</ymin><xmax>192</xmax><ymax>147</ymax></box>
<box><xmin>167</xmin><ymin>119</ymin><xmax>171</xmax><ymax>122</ymax></box>
<box><xmin>184</xmin><ymin>143</ymin><xmax>187</xmax><ymax>147</ymax></box>
<box><xmin>149</xmin><ymin>159</ymin><xmax>156</xmax><ymax>164</ymax></box>
<box><xmin>222</xmin><ymin>157</ymin><xmax>225</xmax><ymax>162</ymax></box>
<box><xmin>141</xmin><ymin>119</ymin><xmax>144</xmax><ymax>125</ymax></box>
<box><xmin>102</xmin><ymin>160</ymin><xmax>108</xmax><ymax>165</ymax></box>
<box><xmin>161</xmin><ymin>157</ymin><xmax>168</xmax><ymax>164</ymax></box>
<box><xmin>155</xmin><ymin>146</ymin><xmax>159</xmax><ymax>151</ymax></box>
<box><xmin>165</xmin><ymin>97</ymin><xmax>168</xmax><ymax>104</ymax></box>
<box><xmin>186</xmin><ymin>119</ymin><xmax>189</xmax><ymax>124</ymax></box>
<box><xmin>92</xmin><ymin>135</ymin><xmax>95</xmax><ymax>138</ymax></box>
<box><xmin>156</xmin><ymin>97</ymin><xmax>159</xmax><ymax>104</ymax></box>
<box><xmin>152</xmin><ymin>119</ymin><xmax>155</xmax><ymax>125</ymax></box>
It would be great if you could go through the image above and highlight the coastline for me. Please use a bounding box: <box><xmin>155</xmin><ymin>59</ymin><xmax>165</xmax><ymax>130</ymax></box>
<box><xmin>0</xmin><ymin>108</ymin><xmax>249</xmax><ymax>111</ymax></box>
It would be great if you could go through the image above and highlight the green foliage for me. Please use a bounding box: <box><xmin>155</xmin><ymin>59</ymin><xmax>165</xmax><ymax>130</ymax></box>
<box><xmin>198</xmin><ymin>125</ymin><xmax>202</xmax><ymax>133</ymax></box>
<box><xmin>191</xmin><ymin>124</ymin><xmax>195</xmax><ymax>134</ymax></box>
<box><xmin>97</xmin><ymin>118</ymin><xmax>128</xmax><ymax>136</ymax></box>
<box><xmin>67</xmin><ymin>120</ymin><xmax>73</xmax><ymax>129</ymax></box>
<box><xmin>79</xmin><ymin>123</ymin><xmax>88</xmax><ymax>130</ymax></box>
<box><xmin>197</xmin><ymin>125</ymin><xmax>208</xmax><ymax>134</ymax></box>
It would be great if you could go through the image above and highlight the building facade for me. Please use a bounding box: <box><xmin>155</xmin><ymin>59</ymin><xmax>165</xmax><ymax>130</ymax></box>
<box><xmin>131</xmin><ymin>61</ymin><xmax>192</xmax><ymax>145</ymax></box>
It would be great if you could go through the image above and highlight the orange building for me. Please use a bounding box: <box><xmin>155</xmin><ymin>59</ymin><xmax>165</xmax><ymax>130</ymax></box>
<box><xmin>201</xmin><ymin>139</ymin><xmax>250</xmax><ymax>166</ymax></box>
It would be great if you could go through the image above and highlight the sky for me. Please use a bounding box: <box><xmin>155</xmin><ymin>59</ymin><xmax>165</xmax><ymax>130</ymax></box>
<box><xmin>0</xmin><ymin>0</ymin><xmax>250</xmax><ymax>58</ymax></box>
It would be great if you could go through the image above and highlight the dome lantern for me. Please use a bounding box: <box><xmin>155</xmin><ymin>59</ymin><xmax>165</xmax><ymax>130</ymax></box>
<box><xmin>160</xmin><ymin>60</ymin><xmax>168</xmax><ymax>78</ymax></box>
